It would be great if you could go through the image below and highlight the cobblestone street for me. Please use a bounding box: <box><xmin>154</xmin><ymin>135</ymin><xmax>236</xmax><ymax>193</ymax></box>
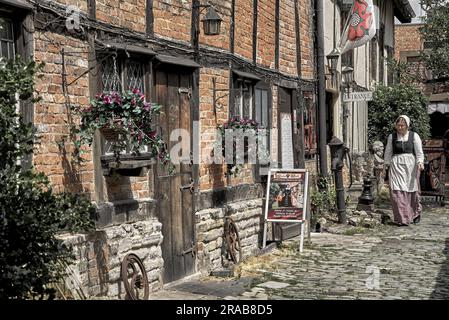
<box><xmin>152</xmin><ymin>202</ymin><xmax>449</xmax><ymax>300</ymax></box>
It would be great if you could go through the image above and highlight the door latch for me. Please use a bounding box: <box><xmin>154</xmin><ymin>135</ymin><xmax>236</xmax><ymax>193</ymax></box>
<box><xmin>180</xmin><ymin>178</ymin><xmax>194</xmax><ymax>193</ymax></box>
<box><xmin>180</xmin><ymin>241</ymin><xmax>197</xmax><ymax>257</ymax></box>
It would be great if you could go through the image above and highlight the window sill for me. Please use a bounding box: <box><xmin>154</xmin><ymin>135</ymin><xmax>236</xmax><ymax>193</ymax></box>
<box><xmin>101</xmin><ymin>154</ymin><xmax>154</xmax><ymax>176</ymax></box>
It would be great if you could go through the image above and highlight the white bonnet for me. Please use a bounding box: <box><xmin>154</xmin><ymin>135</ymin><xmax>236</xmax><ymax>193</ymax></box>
<box><xmin>396</xmin><ymin>115</ymin><xmax>410</xmax><ymax>128</ymax></box>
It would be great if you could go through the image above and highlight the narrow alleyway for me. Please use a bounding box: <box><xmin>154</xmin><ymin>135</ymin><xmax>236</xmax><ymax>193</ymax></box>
<box><xmin>151</xmin><ymin>202</ymin><xmax>449</xmax><ymax>300</ymax></box>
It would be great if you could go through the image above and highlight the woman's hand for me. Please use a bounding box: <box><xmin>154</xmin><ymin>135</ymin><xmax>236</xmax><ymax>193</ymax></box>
<box><xmin>382</xmin><ymin>165</ymin><xmax>389</xmax><ymax>176</ymax></box>
<box><xmin>418</xmin><ymin>162</ymin><xmax>424</xmax><ymax>171</ymax></box>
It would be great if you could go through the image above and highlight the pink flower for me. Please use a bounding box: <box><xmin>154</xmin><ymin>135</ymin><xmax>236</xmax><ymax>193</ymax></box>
<box><xmin>103</xmin><ymin>95</ymin><xmax>112</xmax><ymax>105</ymax></box>
<box><xmin>131</xmin><ymin>98</ymin><xmax>136</xmax><ymax>106</ymax></box>
<box><xmin>132</xmin><ymin>88</ymin><xmax>140</xmax><ymax>94</ymax></box>
<box><xmin>143</xmin><ymin>102</ymin><xmax>151</xmax><ymax>111</ymax></box>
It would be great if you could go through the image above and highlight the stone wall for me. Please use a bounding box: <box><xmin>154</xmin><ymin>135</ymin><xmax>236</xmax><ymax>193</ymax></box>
<box><xmin>58</xmin><ymin>218</ymin><xmax>164</xmax><ymax>299</ymax></box>
<box><xmin>195</xmin><ymin>199</ymin><xmax>263</xmax><ymax>274</ymax></box>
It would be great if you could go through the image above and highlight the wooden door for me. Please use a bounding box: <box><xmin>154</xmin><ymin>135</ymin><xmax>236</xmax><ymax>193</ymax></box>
<box><xmin>153</xmin><ymin>68</ymin><xmax>195</xmax><ymax>283</ymax></box>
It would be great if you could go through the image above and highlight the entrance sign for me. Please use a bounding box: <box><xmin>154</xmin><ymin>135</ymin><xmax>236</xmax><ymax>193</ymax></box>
<box><xmin>343</xmin><ymin>91</ymin><xmax>372</xmax><ymax>102</ymax></box>
<box><xmin>262</xmin><ymin>169</ymin><xmax>310</xmax><ymax>252</ymax></box>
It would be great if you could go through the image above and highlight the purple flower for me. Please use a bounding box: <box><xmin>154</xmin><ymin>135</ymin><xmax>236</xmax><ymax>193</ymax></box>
<box><xmin>132</xmin><ymin>88</ymin><xmax>140</xmax><ymax>94</ymax></box>
<box><xmin>143</xmin><ymin>102</ymin><xmax>151</xmax><ymax>111</ymax></box>
<box><xmin>103</xmin><ymin>95</ymin><xmax>112</xmax><ymax>105</ymax></box>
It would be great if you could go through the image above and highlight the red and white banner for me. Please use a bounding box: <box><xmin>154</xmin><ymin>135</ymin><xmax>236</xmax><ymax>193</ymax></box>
<box><xmin>338</xmin><ymin>0</ymin><xmax>376</xmax><ymax>54</ymax></box>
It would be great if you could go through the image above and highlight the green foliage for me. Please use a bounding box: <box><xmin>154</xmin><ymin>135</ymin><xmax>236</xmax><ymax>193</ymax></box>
<box><xmin>0</xmin><ymin>169</ymin><xmax>96</xmax><ymax>299</ymax></box>
<box><xmin>310</xmin><ymin>175</ymin><xmax>337</xmax><ymax>215</ymax></box>
<box><xmin>385</xmin><ymin>57</ymin><xmax>424</xmax><ymax>85</ymax></box>
<box><xmin>0</xmin><ymin>57</ymin><xmax>96</xmax><ymax>299</ymax></box>
<box><xmin>368</xmin><ymin>83</ymin><xmax>430</xmax><ymax>144</ymax></box>
<box><xmin>419</xmin><ymin>0</ymin><xmax>449</xmax><ymax>80</ymax></box>
<box><xmin>0</xmin><ymin>58</ymin><xmax>42</xmax><ymax>169</ymax></box>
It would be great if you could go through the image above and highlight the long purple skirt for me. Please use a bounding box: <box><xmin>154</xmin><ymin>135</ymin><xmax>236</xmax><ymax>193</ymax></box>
<box><xmin>389</xmin><ymin>172</ymin><xmax>422</xmax><ymax>225</ymax></box>
<box><xmin>389</xmin><ymin>190</ymin><xmax>421</xmax><ymax>225</ymax></box>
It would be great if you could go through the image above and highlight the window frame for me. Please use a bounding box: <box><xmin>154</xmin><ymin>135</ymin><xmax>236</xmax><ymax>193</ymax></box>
<box><xmin>0</xmin><ymin>17</ymin><xmax>15</xmax><ymax>60</ymax></box>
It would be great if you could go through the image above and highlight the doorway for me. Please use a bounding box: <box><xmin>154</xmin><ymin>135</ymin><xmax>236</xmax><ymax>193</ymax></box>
<box><xmin>153</xmin><ymin>67</ymin><xmax>195</xmax><ymax>283</ymax></box>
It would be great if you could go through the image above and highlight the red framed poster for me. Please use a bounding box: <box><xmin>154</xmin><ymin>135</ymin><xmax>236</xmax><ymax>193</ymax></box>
<box><xmin>262</xmin><ymin>169</ymin><xmax>309</xmax><ymax>252</ymax></box>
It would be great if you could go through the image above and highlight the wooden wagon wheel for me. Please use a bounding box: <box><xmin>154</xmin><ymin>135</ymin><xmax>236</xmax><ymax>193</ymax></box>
<box><xmin>224</xmin><ymin>217</ymin><xmax>242</xmax><ymax>264</ymax></box>
<box><xmin>121</xmin><ymin>253</ymin><xmax>149</xmax><ymax>300</ymax></box>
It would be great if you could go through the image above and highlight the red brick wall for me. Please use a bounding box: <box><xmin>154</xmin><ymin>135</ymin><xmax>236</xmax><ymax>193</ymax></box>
<box><xmin>257</xmin><ymin>0</ymin><xmax>276</xmax><ymax>68</ymax></box>
<box><xmin>96</xmin><ymin>0</ymin><xmax>147</xmax><ymax>33</ymax></box>
<box><xmin>279</xmin><ymin>0</ymin><xmax>297</xmax><ymax>75</ymax></box>
<box><xmin>299</xmin><ymin>0</ymin><xmax>314</xmax><ymax>79</ymax></box>
<box><xmin>153</xmin><ymin>0</ymin><xmax>192</xmax><ymax>43</ymax></box>
<box><xmin>394</xmin><ymin>24</ymin><xmax>423</xmax><ymax>60</ymax></box>
<box><xmin>234</xmin><ymin>0</ymin><xmax>254</xmax><ymax>60</ymax></box>
<box><xmin>199</xmin><ymin>68</ymin><xmax>229</xmax><ymax>191</ymax></box>
<box><xmin>34</xmin><ymin>31</ymin><xmax>94</xmax><ymax>198</ymax></box>
<box><xmin>104</xmin><ymin>175</ymin><xmax>152</xmax><ymax>201</ymax></box>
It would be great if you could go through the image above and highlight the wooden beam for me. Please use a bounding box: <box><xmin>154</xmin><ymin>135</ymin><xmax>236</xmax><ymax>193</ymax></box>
<box><xmin>87</xmin><ymin>0</ymin><xmax>96</xmax><ymax>19</ymax></box>
<box><xmin>87</xmin><ymin>32</ymin><xmax>104</xmax><ymax>202</ymax></box>
<box><xmin>146</xmin><ymin>0</ymin><xmax>154</xmax><ymax>36</ymax></box>
<box><xmin>253</xmin><ymin>0</ymin><xmax>258</xmax><ymax>64</ymax></box>
<box><xmin>275</xmin><ymin>0</ymin><xmax>280</xmax><ymax>70</ymax></box>
<box><xmin>230</xmin><ymin>0</ymin><xmax>235</xmax><ymax>54</ymax></box>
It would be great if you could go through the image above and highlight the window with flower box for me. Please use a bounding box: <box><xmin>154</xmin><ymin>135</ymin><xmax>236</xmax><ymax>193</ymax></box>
<box><xmin>96</xmin><ymin>49</ymin><xmax>158</xmax><ymax>175</ymax></box>
<box><xmin>230</xmin><ymin>70</ymin><xmax>272</xmax><ymax>179</ymax></box>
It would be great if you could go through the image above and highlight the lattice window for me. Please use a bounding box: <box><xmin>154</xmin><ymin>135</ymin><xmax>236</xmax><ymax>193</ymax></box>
<box><xmin>101</xmin><ymin>58</ymin><xmax>122</xmax><ymax>92</ymax></box>
<box><xmin>125</xmin><ymin>61</ymin><xmax>144</xmax><ymax>92</ymax></box>
<box><xmin>232</xmin><ymin>80</ymin><xmax>253</xmax><ymax>119</ymax></box>
<box><xmin>100</xmin><ymin>55</ymin><xmax>148</xmax><ymax>156</ymax></box>
<box><xmin>0</xmin><ymin>18</ymin><xmax>15</xmax><ymax>60</ymax></box>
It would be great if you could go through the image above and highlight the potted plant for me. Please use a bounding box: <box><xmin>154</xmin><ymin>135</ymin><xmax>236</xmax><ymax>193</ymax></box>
<box><xmin>73</xmin><ymin>88</ymin><xmax>170</xmax><ymax>167</ymax></box>
<box><xmin>216</xmin><ymin>117</ymin><xmax>261</xmax><ymax>176</ymax></box>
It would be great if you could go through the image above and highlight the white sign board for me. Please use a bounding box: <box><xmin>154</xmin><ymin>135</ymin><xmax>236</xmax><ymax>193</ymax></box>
<box><xmin>280</xmin><ymin>113</ymin><xmax>294</xmax><ymax>169</ymax></box>
<box><xmin>343</xmin><ymin>91</ymin><xmax>373</xmax><ymax>102</ymax></box>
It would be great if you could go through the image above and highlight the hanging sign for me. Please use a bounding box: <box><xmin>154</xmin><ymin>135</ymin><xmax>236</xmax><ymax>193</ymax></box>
<box><xmin>262</xmin><ymin>169</ymin><xmax>309</xmax><ymax>252</ymax></box>
<box><xmin>343</xmin><ymin>91</ymin><xmax>373</xmax><ymax>102</ymax></box>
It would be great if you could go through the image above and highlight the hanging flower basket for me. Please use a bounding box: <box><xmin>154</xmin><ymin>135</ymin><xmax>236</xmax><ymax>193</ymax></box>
<box><xmin>73</xmin><ymin>89</ymin><xmax>170</xmax><ymax>166</ymax></box>
<box><xmin>216</xmin><ymin>117</ymin><xmax>261</xmax><ymax>176</ymax></box>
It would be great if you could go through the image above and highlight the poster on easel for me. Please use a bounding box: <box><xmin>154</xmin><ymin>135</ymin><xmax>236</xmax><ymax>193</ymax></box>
<box><xmin>262</xmin><ymin>169</ymin><xmax>309</xmax><ymax>253</ymax></box>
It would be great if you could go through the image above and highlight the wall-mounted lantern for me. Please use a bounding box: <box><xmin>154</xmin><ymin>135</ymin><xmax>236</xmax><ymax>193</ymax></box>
<box><xmin>342</xmin><ymin>65</ymin><xmax>354</xmax><ymax>86</ymax></box>
<box><xmin>202</xmin><ymin>6</ymin><xmax>222</xmax><ymax>35</ymax></box>
<box><xmin>326</xmin><ymin>48</ymin><xmax>340</xmax><ymax>76</ymax></box>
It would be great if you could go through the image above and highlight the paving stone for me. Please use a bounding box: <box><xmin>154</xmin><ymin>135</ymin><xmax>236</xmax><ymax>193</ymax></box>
<box><xmin>257</xmin><ymin>281</ymin><xmax>290</xmax><ymax>289</ymax></box>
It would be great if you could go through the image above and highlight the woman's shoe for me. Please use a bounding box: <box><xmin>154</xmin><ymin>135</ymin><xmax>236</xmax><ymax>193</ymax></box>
<box><xmin>413</xmin><ymin>215</ymin><xmax>421</xmax><ymax>224</ymax></box>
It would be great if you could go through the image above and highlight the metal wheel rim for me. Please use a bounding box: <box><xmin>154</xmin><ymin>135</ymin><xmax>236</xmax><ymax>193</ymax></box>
<box><xmin>121</xmin><ymin>253</ymin><xmax>149</xmax><ymax>300</ymax></box>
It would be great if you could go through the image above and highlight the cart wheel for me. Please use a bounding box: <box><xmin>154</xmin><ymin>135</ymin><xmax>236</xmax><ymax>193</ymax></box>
<box><xmin>121</xmin><ymin>253</ymin><xmax>149</xmax><ymax>300</ymax></box>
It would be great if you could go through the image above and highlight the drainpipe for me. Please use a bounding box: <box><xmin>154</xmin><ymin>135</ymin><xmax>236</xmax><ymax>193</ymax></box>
<box><xmin>316</xmin><ymin>0</ymin><xmax>328</xmax><ymax>177</ymax></box>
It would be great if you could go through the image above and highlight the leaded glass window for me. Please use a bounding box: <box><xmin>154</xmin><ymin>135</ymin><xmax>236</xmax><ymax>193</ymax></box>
<box><xmin>0</xmin><ymin>18</ymin><xmax>15</xmax><ymax>60</ymax></box>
